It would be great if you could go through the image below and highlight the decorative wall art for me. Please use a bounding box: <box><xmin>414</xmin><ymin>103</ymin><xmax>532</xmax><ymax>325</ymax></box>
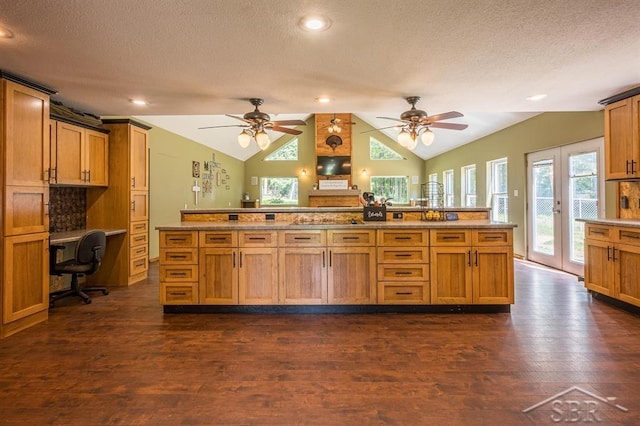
<box><xmin>192</xmin><ymin>161</ymin><xmax>200</xmax><ymax>178</ymax></box>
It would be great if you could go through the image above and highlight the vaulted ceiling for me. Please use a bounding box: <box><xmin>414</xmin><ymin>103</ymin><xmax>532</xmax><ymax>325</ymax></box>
<box><xmin>1</xmin><ymin>0</ymin><xmax>639</xmax><ymax>160</ymax></box>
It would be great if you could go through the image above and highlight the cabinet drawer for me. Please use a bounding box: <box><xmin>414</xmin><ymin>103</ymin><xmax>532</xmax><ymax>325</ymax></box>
<box><xmin>200</xmin><ymin>230</ymin><xmax>237</xmax><ymax>247</ymax></box>
<box><xmin>278</xmin><ymin>230</ymin><xmax>326</xmax><ymax>246</ymax></box>
<box><xmin>377</xmin><ymin>229</ymin><xmax>429</xmax><ymax>246</ymax></box>
<box><xmin>130</xmin><ymin>221</ymin><xmax>148</xmax><ymax>235</ymax></box>
<box><xmin>130</xmin><ymin>232</ymin><xmax>148</xmax><ymax>247</ymax></box>
<box><xmin>328</xmin><ymin>230</ymin><xmax>375</xmax><ymax>246</ymax></box>
<box><xmin>377</xmin><ymin>247</ymin><xmax>429</xmax><ymax>263</ymax></box>
<box><xmin>585</xmin><ymin>224</ymin><xmax>612</xmax><ymax>242</ymax></box>
<box><xmin>131</xmin><ymin>244</ymin><xmax>149</xmax><ymax>258</ymax></box>
<box><xmin>160</xmin><ymin>265</ymin><xmax>198</xmax><ymax>282</ymax></box>
<box><xmin>430</xmin><ymin>229</ymin><xmax>471</xmax><ymax>246</ymax></box>
<box><xmin>160</xmin><ymin>231</ymin><xmax>198</xmax><ymax>248</ymax></box>
<box><xmin>472</xmin><ymin>229</ymin><xmax>512</xmax><ymax>246</ymax></box>
<box><xmin>130</xmin><ymin>256</ymin><xmax>148</xmax><ymax>275</ymax></box>
<box><xmin>159</xmin><ymin>248</ymin><xmax>198</xmax><ymax>264</ymax></box>
<box><xmin>377</xmin><ymin>282</ymin><xmax>429</xmax><ymax>304</ymax></box>
<box><xmin>377</xmin><ymin>264</ymin><xmax>429</xmax><ymax>281</ymax></box>
<box><xmin>239</xmin><ymin>230</ymin><xmax>277</xmax><ymax>247</ymax></box>
<box><xmin>617</xmin><ymin>227</ymin><xmax>640</xmax><ymax>245</ymax></box>
<box><xmin>160</xmin><ymin>283</ymin><xmax>198</xmax><ymax>305</ymax></box>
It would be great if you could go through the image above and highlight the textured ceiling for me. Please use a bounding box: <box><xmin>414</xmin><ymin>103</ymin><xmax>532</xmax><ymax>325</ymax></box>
<box><xmin>1</xmin><ymin>0</ymin><xmax>639</xmax><ymax>160</ymax></box>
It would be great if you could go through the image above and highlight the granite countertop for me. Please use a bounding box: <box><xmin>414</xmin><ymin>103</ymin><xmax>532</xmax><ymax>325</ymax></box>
<box><xmin>181</xmin><ymin>206</ymin><xmax>491</xmax><ymax>214</ymax></box>
<box><xmin>157</xmin><ymin>219</ymin><xmax>517</xmax><ymax>231</ymax></box>
<box><xmin>578</xmin><ymin>218</ymin><xmax>640</xmax><ymax>228</ymax></box>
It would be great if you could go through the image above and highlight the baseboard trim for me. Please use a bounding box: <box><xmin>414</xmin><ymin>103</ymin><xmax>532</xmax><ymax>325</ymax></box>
<box><xmin>163</xmin><ymin>304</ymin><xmax>511</xmax><ymax>314</ymax></box>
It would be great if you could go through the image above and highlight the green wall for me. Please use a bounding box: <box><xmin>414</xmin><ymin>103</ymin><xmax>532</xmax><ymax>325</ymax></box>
<box><xmin>424</xmin><ymin>111</ymin><xmax>615</xmax><ymax>257</ymax></box>
<box><xmin>148</xmin><ymin>125</ymin><xmax>244</xmax><ymax>259</ymax></box>
<box><xmin>243</xmin><ymin>115</ymin><xmax>425</xmax><ymax>204</ymax></box>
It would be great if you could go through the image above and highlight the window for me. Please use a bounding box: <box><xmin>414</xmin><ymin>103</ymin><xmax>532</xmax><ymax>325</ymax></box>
<box><xmin>487</xmin><ymin>158</ymin><xmax>508</xmax><ymax>222</ymax></box>
<box><xmin>370</xmin><ymin>137</ymin><xmax>403</xmax><ymax>160</ymax></box>
<box><xmin>264</xmin><ymin>138</ymin><xmax>298</xmax><ymax>161</ymax></box>
<box><xmin>443</xmin><ymin>169</ymin><xmax>454</xmax><ymax>207</ymax></box>
<box><xmin>461</xmin><ymin>164</ymin><xmax>476</xmax><ymax>207</ymax></box>
<box><xmin>260</xmin><ymin>177</ymin><xmax>298</xmax><ymax>205</ymax></box>
<box><xmin>370</xmin><ymin>176</ymin><xmax>409</xmax><ymax>204</ymax></box>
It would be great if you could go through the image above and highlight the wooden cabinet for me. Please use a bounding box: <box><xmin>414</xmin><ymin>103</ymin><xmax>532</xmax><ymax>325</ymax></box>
<box><xmin>584</xmin><ymin>224</ymin><xmax>640</xmax><ymax>306</ymax></box>
<box><xmin>1</xmin><ymin>74</ymin><xmax>54</xmax><ymax>338</ymax></box>
<box><xmin>279</xmin><ymin>230</ymin><xmax>327</xmax><ymax>304</ymax></box>
<box><xmin>50</xmin><ymin>120</ymin><xmax>109</xmax><ymax>186</ymax></box>
<box><xmin>199</xmin><ymin>230</ymin><xmax>238</xmax><ymax>304</ymax></box>
<box><xmin>159</xmin><ymin>231</ymin><xmax>199</xmax><ymax>305</ymax></box>
<box><xmin>239</xmin><ymin>231</ymin><xmax>278</xmax><ymax>304</ymax></box>
<box><xmin>604</xmin><ymin>95</ymin><xmax>640</xmax><ymax>180</ymax></box>
<box><xmin>86</xmin><ymin>119</ymin><xmax>150</xmax><ymax>286</ymax></box>
<box><xmin>327</xmin><ymin>230</ymin><xmax>376</xmax><ymax>304</ymax></box>
<box><xmin>430</xmin><ymin>229</ymin><xmax>513</xmax><ymax>304</ymax></box>
<box><xmin>377</xmin><ymin>229</ymin><xmax>430</xmax><ymax>304</ymax></box>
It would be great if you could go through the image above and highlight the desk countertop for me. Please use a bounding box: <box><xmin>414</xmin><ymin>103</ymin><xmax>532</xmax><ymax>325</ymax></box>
<box><xmin>50</xmin><ymin>228</ymin><xmax>127</xmax><ymax>244</ymax></box>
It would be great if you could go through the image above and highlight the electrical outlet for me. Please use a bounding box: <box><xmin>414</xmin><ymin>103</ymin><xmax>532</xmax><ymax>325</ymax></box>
<box><xmin>228</xmin><ymin>214</ymin><xmax>238</xmax><ymax>221</ymax></box>
<box><xmin>392</xmin><ymin>212</ymin><xmax>403</xmax><ymax>219</ymax></box>
<box><xmin>265</xmin><ymin>213</ymin><xmax>275</xmax><ymax>220</ymax></box>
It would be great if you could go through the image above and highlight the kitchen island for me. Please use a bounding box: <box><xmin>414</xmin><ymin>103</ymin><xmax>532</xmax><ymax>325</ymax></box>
<box><xmin>157</xmin><ymin>207</ymin><xmax>515</xmax><ymax>314</ymax></box>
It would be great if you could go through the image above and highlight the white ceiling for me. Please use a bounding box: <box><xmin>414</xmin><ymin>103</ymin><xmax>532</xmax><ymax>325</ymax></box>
<box><xmin>1</xmin><ymin>0</ymin><xmax>639</xmax><ymax>160</ymax></box>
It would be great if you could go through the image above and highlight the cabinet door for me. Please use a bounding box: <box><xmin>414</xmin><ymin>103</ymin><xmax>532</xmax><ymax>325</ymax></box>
<box><xmin>55</xmin><ymin>121</ymin><xmax>85</xmax><ymax>185</ymax></box>
<box><xmin>430</xmin><ymin>247</ymin><xmax>472</xmax><ymax>304</ymax></box>
<box><xmin>85</xmin><ymin>129</ymin><xmax>109</xmax><ymax>186</ymax></box>
<box><xmin>584</xmin><ymin>239</ymin><xmax>614</xmax><ymax>296</ymax></box>
<box><xmin>199</xmin><ymin>248</ymin><xmax>238</xmax><ymax>304</ymax></box>
<box><xmin>130</xmin><ymin>126</ymin><xmax>149</xmax><ymax>191</ymax></box>
<box><xmin>328</xmin><ymin>247</ymin><xmax>376</xmax><ymax>304</ymax></box>
<box><xmin>278</xmin><ymin>248</ymin><xmax>327</xmax><ymax>304</ymax></box>
<box><xmin>472</xmin><ymin>246</ymin><xmax>514</xmax><ymax>304</ymax></box>
<box><xmin>3</xmin><ymin>80</ymin><xmax>50</xmax><ymax>187</ymax></box>
<box><xmin>3</xmin><ymin>233</ymin><xmax>49</xmax><ymax>323</ymax></box>
<box><xmin>604</xmin><ymin>97</ymin><xmax>635</xmax><ymax>179</ymax></box>
<box><xmin>130</xmin><ymin>190</ymin><xmax>148</xmax><ymax>221</ymax></box>
<box><xmin>239</xmin><ymin>248</ymin><xmax>278</xmax><ymax>304</ymax></box>
<box><xmin>615</xmin><ymin>243</ymin><xmax>640</xmax><ymax>307</ymax></box>
<box><xmin>4</xmin><ymin>185</ymin><xmax>49</xmax><ymax>235</ymax></box>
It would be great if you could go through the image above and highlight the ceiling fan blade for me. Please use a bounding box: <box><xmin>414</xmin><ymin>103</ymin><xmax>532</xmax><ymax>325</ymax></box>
<box><xmin>271</xmin><ymin>119</ymin><xmax>307</xmax><ymax>126</ymax></box>
<box><xmin>270</xmin><ymin>125</ymin><xmax>302</xmax><ymax>135</ymax></box>
<box><xmin>426</xmin><ymin>111</ymin><xmax>464</xmax><ymax>122</ymax></box>
<box><xmin>198</xmin><ymin>124</ymin><xmax>248</xmax><ymax>130</ymax></box>
<box><xmin>361</xmin><ymin>125</ymin><xmax>402</xmax><ymax>134</ymax></box>
<box><xmin>376</xmin><ymin>116</ymin><xmax>406</xmax><ymax>123</ymax></box>
<box><xmin>226</xmin><ymin>114</ymin><xmax>252</xmax><ymax>124</ymax></box>
<box><xmin>430</xmin><ymin>122</ymin><xmax>468</xmax><ymax>131</ymax></box>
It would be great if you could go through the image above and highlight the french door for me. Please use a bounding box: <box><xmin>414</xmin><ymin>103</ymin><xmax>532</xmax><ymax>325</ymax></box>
<box><xmin>526</xmin><ymin>138</ymin><xmax>604</xmax><ymax>275</ymax></box>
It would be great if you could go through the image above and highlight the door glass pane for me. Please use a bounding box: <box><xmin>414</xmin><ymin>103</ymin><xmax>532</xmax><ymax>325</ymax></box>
<box><xmin>569</xmin><ymin>152</ymin><xmax>598</xmax><ymax>263</ymax></box>
<box><xmin>532</xmin><ymin>159</ymin><xmax>554</xmax><ymax>255</ymax></box>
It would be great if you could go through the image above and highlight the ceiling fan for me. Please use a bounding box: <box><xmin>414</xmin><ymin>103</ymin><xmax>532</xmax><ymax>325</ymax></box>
<box><xmin>320</xmin><ymin>113</ymin><xmax>356</xmax><ymax>134</ymax></box>
<box><xmin>198</xmin><ymin>98</ymin><xmax>306</xmax><ymax>150</ymax></box>
<box><xmin>371</xmin><ymin>96</ymin><xmax>468</xmax><ymax>150</ymax></box>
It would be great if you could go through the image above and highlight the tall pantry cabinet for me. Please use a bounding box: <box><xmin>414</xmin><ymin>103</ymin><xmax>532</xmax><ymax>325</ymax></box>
<box><xmin>0</xmin><ymin>73</ymin><xmax>56</xmax><ymax>338</ymax></box>
<box><xmin>86</xmin><ymin>119</ymin><xmax>150</xmax><ymax>286</ymax></box>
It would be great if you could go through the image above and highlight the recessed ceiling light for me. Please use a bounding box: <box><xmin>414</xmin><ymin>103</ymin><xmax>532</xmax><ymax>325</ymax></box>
<box><xmin>299</xmin><ymin>16</ymin><xmax>331</xmax><ymax>32</ymax></box>
<box><xmin>0</xmin><ymin>25</ymin><xmax>14</xmax><ymax>39</ymax></box>
<box><xmin>526</xmin><ymin>94</ymin><xmax>547</xmax><ymax>101</ymax></box>
<box><xmin>130</xmin><ymin>99</ymin><xmax>148</xmax><ymax>106</ymax></box>
<box><xmin>315</xmin><ymin>96</ymin><xmax>331</xmax><ymax>103</ymax></box>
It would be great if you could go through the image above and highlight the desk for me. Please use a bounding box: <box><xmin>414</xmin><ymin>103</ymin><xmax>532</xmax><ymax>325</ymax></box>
<box><xmin>50</xmin><ymin>228</ymin><xmax>127</xmax><ymax>244</ymax></box>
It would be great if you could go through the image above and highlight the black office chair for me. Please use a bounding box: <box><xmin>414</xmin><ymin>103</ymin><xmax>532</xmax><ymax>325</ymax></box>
<box><xmin>49</xmin><ymin>230</ymin><xmax>109</xmax><ymax>307</ymax></box>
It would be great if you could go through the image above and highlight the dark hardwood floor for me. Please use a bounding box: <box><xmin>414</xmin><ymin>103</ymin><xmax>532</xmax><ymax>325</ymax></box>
<box><xmin>1</xmin><ymin>260</ymin><xmax>639</xmax><ymax>425</ymax></box>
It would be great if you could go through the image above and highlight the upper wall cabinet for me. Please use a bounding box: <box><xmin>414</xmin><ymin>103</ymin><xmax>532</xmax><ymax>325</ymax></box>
<box><xmin>50</xmin><ymin>120</ymin><xmax>109</xmax><ymax>186</ymax></box>
<box><xmin>603</xmin><ymin>92</ymin><xmax>640</xmax><ymax>180</ymax></box>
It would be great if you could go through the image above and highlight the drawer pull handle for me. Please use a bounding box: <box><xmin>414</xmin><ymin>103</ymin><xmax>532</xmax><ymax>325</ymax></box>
<box><xmin>169</xmin><ymin>292</ymin><xmax>187</xmax><ymax>296</ymax></box>
<box><xmin>209</xmin><ymin>237</ymin><xmax>227</xmax><ymax>241</ymax></box>
<box><xmin>135</xmin><ymin>236</ymin><xmax>145</xmax><ymax>241</ymax></box>
<box><xmin>294</xmin><ymin>237</ymin><xmax>312</xmax><ymax>240</ymax></box>
<box><xmin>483</xmin><ymin>236</ymin><xmax>503</xmax><ymax>240</ymax></box>
<box><xmin>170</xmin><ymin>272</ymin><xmax>187</xmax><ymax>276</ymax></box>
<box><xmin>343</xmin><ymin>236</ymin><xmax>360</xmax><ymax>240</ymax></box>
<box><xmin>621</xmin><ymin>233</ymin><xmax>640</xmax><ymax>239</ymax></box>
<box><xmin>395</xmin><ymin>292</ymin><xmax>413</xmax><ymax>295</ymax></box>
<box><xmin>248</xmin><ymin>237</ymin><xmax>266</xmax><ymax>240</ymax></box>
<box><xmin>394</xmin><ymin>253</ymin><xmax>411</xmax><ymax>257</ymax></box>
<box><xmin>169</xmin><ymin>238</ymin><xmax>187</xmax><ymax>242</ymax></box>
<box><xmin>441</xmin><ymin>236</ymin><xmax>461</xmax><ymax>240</ymax></box>
<box><xmin>394</xmin><ymin>271</ymin><xmax>412</xmax><ymax>275</ymax></box>
<box><xmin>394</xmin><ymin>236</ymin><xmax>412</xmax><ymax>240</ymax></box>
<box><xmin>135</xmin><ymin>249</ymin><xmax>145</xmax><ymax>254</ymax></box>
<box><xmin>170</xmin><ymin>255</ymin><xmax>187</xmax><ymax>259</ymax></box>
<box><xmin>135</xmin><ymin>261</ymin><xmax>145</xmax><ymax>267</ymax></box>
<box><xmin>590</xmin><ymin>230</ymin><xmax>605</xmax><ymax>235</ymax></box>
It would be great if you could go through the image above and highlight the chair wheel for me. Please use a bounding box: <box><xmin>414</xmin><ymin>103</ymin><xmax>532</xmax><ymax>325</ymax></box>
<box><xmin>102</xmin><ymin>289</ymin><xmax>109</xmax><ymax>295</ymax></box>
<box><xmin>83</xmin><ymin>298</ymin><xmax>92</xmax><ymax>304</ymax></box>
